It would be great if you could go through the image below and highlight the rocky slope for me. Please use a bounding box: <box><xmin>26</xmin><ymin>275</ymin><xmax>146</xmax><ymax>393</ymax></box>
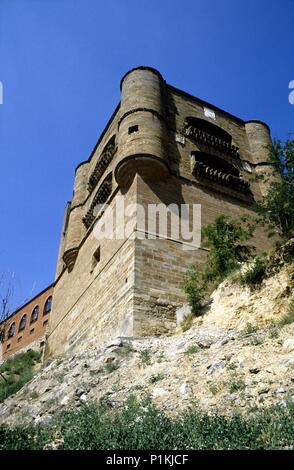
<box><xmin>0</xmin><ymin>261</ymin><xmax>293</xmax><ymax>428</ymax></box>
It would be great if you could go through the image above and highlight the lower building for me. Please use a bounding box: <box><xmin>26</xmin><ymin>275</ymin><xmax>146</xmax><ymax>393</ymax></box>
<box><xmin>0</xmin><ymin>284</ymin><xmax>54</xmax><ymax>361</ymax></box>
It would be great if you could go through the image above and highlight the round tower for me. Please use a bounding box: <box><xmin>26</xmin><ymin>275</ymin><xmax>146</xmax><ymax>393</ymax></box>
<box><xmin>245</xmin><ymin>120</ymin><xmax>277</xmax><ymax>197</ymax></box>
<box><xmin>245</xmin><ymin>120</ymin><xmax>272</xmax><ymax>165</ymax></box>
<box><xmin>115</xmin><ymin>66</ymin><xmax>170</xmax><ymax>188</ymax></box>
<box><xmin>63</xmin><ymin>162</ymin><xmax>88</xmax><ymax>271</ymax></box>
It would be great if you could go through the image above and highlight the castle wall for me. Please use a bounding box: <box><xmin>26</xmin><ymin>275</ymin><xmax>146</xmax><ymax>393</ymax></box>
<box><xmin>131</xmin><ymin>173</ymin><xmax>272</xmax><ymax>337</ymax></box>
<box><xmin>47</xmin><ymin>177</ymin><xmax>138</xmax><ymax>357</ymax></box>
<box><xmin>47</xmin><ymin>66</ymin><xmax>277</xmax><ymax>357</ymax></box>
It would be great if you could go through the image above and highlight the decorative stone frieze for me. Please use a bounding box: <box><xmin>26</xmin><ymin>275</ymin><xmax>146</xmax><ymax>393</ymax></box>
<box><xmin>185</xmin><ymin>124</ymin><xmax>240</xmax><ymax>158</ymax></box>
<box><xmin>88</xmin><ymin>138</ymin><xmax>116</xmax><ymax>193</ymax></box>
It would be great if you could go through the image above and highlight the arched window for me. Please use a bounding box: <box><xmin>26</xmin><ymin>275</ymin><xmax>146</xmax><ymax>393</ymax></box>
<box><xmin>19</xmin><ymin>314</ymin><xmax>27</xmax><ymax>332</ymax></box>
<box><xmin>30</xmin><ymin>306</ymin><xmax>39</xmax><ymax>323</ymax></box>
<box><xmin>8</xmin><ymin>322</ymin><xmax>15</xmax><ymax>338</ymax></box>
<box><xmin>43</xmin><ymin>296</ymin><xmax>52</xmax><ymax>315</ymax></box>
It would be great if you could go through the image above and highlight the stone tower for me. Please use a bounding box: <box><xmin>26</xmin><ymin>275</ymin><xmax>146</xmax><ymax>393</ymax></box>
<box><xmin>47</xmin><ymin>66</ymin><xmax>275</xmax><ymax>357</ymax></box>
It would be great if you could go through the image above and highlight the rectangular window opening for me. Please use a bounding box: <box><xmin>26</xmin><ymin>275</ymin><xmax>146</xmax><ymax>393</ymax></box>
<box><xmin>128</xmin><ymin>125</ymin><xmax>139</xmax><ymax>135</ymax></box>
<box><xmin>30</xmin><ymin>328</ymin><xmax>35</xmax><ymax>335</ymax></box>
<box><xmin>91</xmin><ymin>246</ymin><xmax>101</xmax><ymax>272</ymax></box>
<box><xmin>17</xmin><ymin>336</ymin><xmax>22</xmax><ymax>343</ymax></box>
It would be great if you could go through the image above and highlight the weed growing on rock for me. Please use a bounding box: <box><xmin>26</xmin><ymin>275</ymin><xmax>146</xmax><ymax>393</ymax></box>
<box><xmin>228</xmin><ymin>375</ymin><xmax>246</xmax><ymax>393</ymax></box>
<box><xmin>139</xmin><ymin>349</ymin><xmax>151</xmax><ymax>367</ymax></box>
<box><xmin>105</xmin><ymin>362</ymin><xmax>119</xmax><ymax>374</ymax></box>
<box><xmin>180</xmin><ymin>315</ymin><xmax>194</xmax><ymax>332</ymax></box>
<box><xmin>149</xmin><ymin>373</ymin><xmax>164</xmax><ymax>384</ymax></box>
<box><xmin>116</xmin><ymin>343</ymin><xmax>134</xmax><ymax>356</ymax></box>
<box><xmin>277</xmin><ymin>299</ymin><xmax>294</xmax><ymax>327</ymax></box>
<box><xmin>243</xmin><ymin>323</ymin><xmax>259</xmax><ymax>335</ymax></box>
<box><xmin>185</xmin><ymin>345</ymin><xmax>199</xmax><ymax>355</ymax></box>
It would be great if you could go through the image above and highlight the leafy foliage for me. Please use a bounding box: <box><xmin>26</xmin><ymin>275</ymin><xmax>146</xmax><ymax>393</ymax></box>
<box><xmin>185</xmin><ymin>345</ymin><xmax>199</xmax><ymax>355</ymax></box>
<box><xmin>183</xmin><ymin>215</ymin><xmax>256</xmax><ymax>314</ymax></box>
<box><xmin>182</xmin><ymin>267</ymin><xmax>207</xmax><ymax>315</ymax></box>
<box><xmin>239</xmin><ymin>256</ymin><xmax>267</xmax><ymax>289</ymax></box>
<box><xmin>202</xmin><ymin>214</ymin><xmax>256</xmax><ymax>283</ymax></box>
<box><xmin>0</xmin><ymin>398</ymin><xmax>294</xmax><ymax>450</ymax></box>
<box><xmin>0</xmin><ymin>350</ymin><xmax>41</xmax><ymax>403</ymax></box>
<box><xmin>256</xmin><ymin>139</ymin><xmax>294</xmax><ymax>240</ymax></box>
<box><xmin>139</xmin><ymin>349</ymin><xmax>151</xmax><ymax>367</ymax></box>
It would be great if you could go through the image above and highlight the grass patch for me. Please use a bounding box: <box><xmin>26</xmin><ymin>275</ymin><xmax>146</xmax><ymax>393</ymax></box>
<box><xmin>115</xmin><ymin>343</ymin><xmax>134</xmax><ymax>356</ymax></box>
<box><xmin>1</xmin><ymin>397</ymin><xmax>294</xmax><ymax>450</ymax></box>
<box><xmin>54</xmin><ymin>372</ymin><xmax>65</xmax><ymax>383</ymax></box>
<box><xmin>276</xmin><ymin>299</ymin><xmax>294</xmax><ymax>327</ymax></box>
<box><xmin>185</xmin><ymin>345</ymin><xmax>199</xmax><ymax>355</ymax></box>
<box><xmin>228</xmin><ymin>375</ymin><xmax>246</xmax><ymax>394</ymax></box>
<box><xmin>0</xmin><ymin>350</ymin><xmax>41</xmax><ymax>403</ymax></box>
<box><xmin>208</xmin><ymin>382</ymin><xmax>223</xmax><ymax>396</ymax></box>
<box><xmin>180</xmin><ymin>314</ymin><xmax>194</xmax><ymax>332</ymax></box>
<box><xmin>269</xmin><ymin>327</ymin><xmax>280</xmax><ymax>339</ymax></box>
<box><xmin>104</xmin><ymin>362</ymin><xmax>119</xmax><ymax>374</ymax></box>
<box><xmin>242</xmin><ymin>323</ymin><xmax>259</xmax><ymax>335</ymax></box>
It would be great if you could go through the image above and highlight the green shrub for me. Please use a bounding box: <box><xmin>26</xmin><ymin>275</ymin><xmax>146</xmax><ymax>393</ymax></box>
<box><xmin>240</xmin><ymin>256</ymin><xmax>267</xmax><ymax>289</ymax></box>
<box><xmin>255</xmin><ymin>139</ymin><xmax>294</xmax><ymax>240</ymax></box>
<box><xmin>139</xmin><ymin>349</ymin><xmax>151</xmax><ymax>367</ymax></box>
<box><xmin>182</xmin><ymin>267</ymin><xmax>206</xmax><ymax>315</ymax></box>
<box><xmin>0</xmin><ymin>350</ymin><xmax>41</xmax><ymax>403</ymax></box>
<box><xmin>105</xmin><ymin>362</ymin><xmax>119</xmax><ymax>374</ymax></box>
<box><xmin>182</xmin><ymin>215</ymin><xmax>256</xmax><ymax>315</ymax></box>
<box><xmin>185</xmin><ymin>345</ymin><xmax>199</xmax><ymax>355</ymax></box>
<box><xmin>202</xmin><ymin>214</ymin><xmax>256</xmax><ymax>284</ymax></box>
<box><xmin>1</xmin><ymin>398</ymin><xmax>294</xmax><ymax>450</ymax></box>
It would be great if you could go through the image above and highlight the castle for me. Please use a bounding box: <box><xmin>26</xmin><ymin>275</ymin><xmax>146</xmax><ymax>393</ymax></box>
<box><xmin>1</xmin><ymin>66</ymin><xmax>276</xmax><ymax>361</ymax></box>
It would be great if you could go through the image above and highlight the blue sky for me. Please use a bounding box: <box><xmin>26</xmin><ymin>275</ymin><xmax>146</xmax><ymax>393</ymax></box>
<box><xmin>0</xmin><ymin>0</ymin><xmax>293</xmax><ymax>310</ymax></box>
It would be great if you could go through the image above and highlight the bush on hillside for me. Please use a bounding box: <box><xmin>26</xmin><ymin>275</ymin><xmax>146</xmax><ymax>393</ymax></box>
<box><xmin>0</xmin><ymin>350</ymin><xmax>41</xmax><ymax>403</ymax></box>
<box><xmin>239</xmin><ymin>256</ymin><xmax>267</xmax><ymax>289</ymax></box>
<box><xmin>0</xmin><ymin>397</ymin><xmax>294</xmax><ymax>450</ymax></box>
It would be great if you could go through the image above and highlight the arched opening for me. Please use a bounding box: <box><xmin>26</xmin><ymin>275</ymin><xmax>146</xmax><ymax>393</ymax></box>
<box><xmin>43</xmin><ymin>296</ymin><xmax>52</xmax><ymax>315</ymax></box>
<box><xmin>185</xmin><ymin>117</ymin><xmax>232</xmax><ymax>143</ymax></box>
<box><xmin>8</xmin><ymin>322</ymin><xmax>15</xmax><ymax>338</ymax></box>
<box><xmin>30</xmin><ymin>305</ymin><xmax>39</xmax><ymax>323</ymax></box>
<box><xmin>18</xmin><ymin>314</ymin><xmax>27</xmax><ymax>332</ymax></box>
<box><xmin>191</xmin><ymin>151</ymin><xmax>240</xmax><ymax>177</ymax></box>
<box><xmin>191</xmin><ymin>151</ymin><xmax>250</xmax><ymax>192</ymax></box>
